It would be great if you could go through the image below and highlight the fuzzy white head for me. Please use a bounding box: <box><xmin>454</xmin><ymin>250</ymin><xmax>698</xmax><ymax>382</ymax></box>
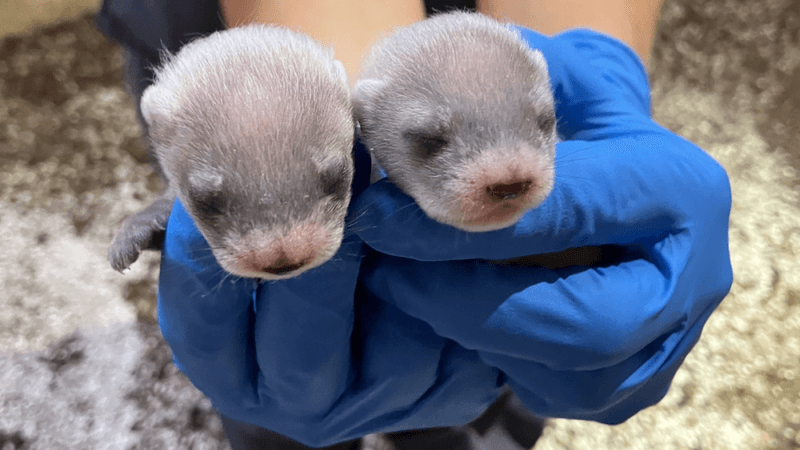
<box><xmin>141</xmin><ymin>25</ymin><xmax>355</xmax><ymax>279</ymax></box>
<box><xmin>353</xmin><ymin>12</ymin><xmax>556</xmax><ymax>231</ymax></box>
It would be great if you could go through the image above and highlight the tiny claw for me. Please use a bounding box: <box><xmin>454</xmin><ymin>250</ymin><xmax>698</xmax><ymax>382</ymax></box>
<box><xmin>107</xmin><ymin>196</ymin><xmax>174</xmax><ymax>273</ymax></box>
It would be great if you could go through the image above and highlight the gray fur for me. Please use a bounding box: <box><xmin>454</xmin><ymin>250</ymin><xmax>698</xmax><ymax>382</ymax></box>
<box><xmin>109</xmin><ymin>25</ymin><xmax>354</xmax><ymax>279</ymax></box>
<box><xmin>353</xmin><ymin>11</ymin><xmax>556</xmax><ymax>231</ymax></box>
<box><xmin>108</xmin><ymin>196</ymin><xmax>174</xmax><ymax>272</ymax></box>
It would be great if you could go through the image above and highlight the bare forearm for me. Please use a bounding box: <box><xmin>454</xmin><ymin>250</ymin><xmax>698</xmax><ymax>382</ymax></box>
<box><xmin>220</xmin><ymin>0</ymin><xmax>426</xmax><ymax>85</ymax></box>
<box><xmin>477</xmin><ymin>0</ymin><xmax>664</xmax><ymax>65</ymax></box>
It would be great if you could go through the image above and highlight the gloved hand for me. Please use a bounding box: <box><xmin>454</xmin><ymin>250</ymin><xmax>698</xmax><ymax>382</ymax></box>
<box><xmin>156</xmin><ymin>26</ymin><xmax>733</xmax><ymax>446</ymax></box>
<box><xmin>351</xmin><ymin>28</ymin><xmax>734</xmax><ymax>423</ymax></box>
<box><xmin>157</xmin><ymin>141</ymin><xmax>501</xmax><ymax>447</ymax></box>
<box><xmin>156</xmin><ymin>137</ymin><xmax>375</xmax><ymax>446</ymax></box>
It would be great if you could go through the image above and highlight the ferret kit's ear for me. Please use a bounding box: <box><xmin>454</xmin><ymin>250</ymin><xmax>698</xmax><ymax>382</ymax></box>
<box><xmin>332</xmin><ymin>60</ymin><xmax>349</xmax><ymax>86</ymax></box>
<box><xmin>526</xmin><ymin>49</ymin><xmax>550</xmax><ymax>78</ymax></box>
<box><xmin>351</xmin><ymin>79</ymin><xmax>386</xmax><ymax>120</ymax></box>
<box><xmin>140</xmin><ymin>84</ymin><xmax>178</xmax><ymax>140</ymax></box>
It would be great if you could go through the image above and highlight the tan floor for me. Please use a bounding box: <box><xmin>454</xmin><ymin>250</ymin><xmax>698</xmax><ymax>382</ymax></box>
<box><xmin>1</xmin><ymin>0</ymin><xmax>799</xmax><ymax>449</ymax></box>
<box><xmin>0</xmin><ymin>0</ymin><xmax>98</xmax><ymax>37</ymax></box>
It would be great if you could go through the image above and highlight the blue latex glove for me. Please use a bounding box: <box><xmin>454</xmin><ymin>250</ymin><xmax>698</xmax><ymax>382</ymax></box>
<box><xmin>156</xmin><ymin>27</ymin><xmax>733</xmax><ymax>446</ymax></box>
<box><xmin>352</xmin><ymin>28</ymin><xmax>733</xmax><ymax>422</ymax></box>
<box><xmin>158</xmin><ymin>141</ymin><xmax>502</xmax><ymax>447</ymax></box>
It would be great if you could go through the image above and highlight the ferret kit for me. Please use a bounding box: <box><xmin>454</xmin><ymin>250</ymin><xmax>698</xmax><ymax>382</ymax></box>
<box><xmin>353</xmin><ymin>11</ymin><xmax>557</xmax><ymax>232</ymax></box>
<box><xmin>108</xmin><ymin>25</ymin><xmax>355</xmax><ymax>280</ymax></box>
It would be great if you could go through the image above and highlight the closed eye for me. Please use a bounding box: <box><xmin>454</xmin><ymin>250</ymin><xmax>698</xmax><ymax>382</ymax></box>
<box><xmin>537</xmin><ymin>111</ymin><xmax>556</xmax><ymax>135</ymax></box>
<box><xmin>186</xmin><ymin>171</ymin><xmax>227</xmax><ymax>220</ymax></box>
<box><xmin>319</xmin><ymin>160</ymin><xmax>350</xmax><ymax>201</ymax></box>
<box><xmin>190</xmin><ymin>186</ymin><xmax>226</xmax><ymax>219</ymax></box>
<box><xmin>402</xmin><ymin>130</ymin><xmax>449</xmax><ymax>158</ymax></box>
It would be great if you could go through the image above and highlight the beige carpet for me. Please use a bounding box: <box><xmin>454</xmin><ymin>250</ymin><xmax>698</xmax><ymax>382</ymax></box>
<box><xmin>1</xmin><ymin>1</ymin><xmax>799</xmax><ymax>449</ymax></box>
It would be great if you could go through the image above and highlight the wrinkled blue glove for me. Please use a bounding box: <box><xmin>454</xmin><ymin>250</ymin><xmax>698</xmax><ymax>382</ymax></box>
<box><xmin>158</xmin><ymin>141</ymin><xmax>501</xmax><ymax>447</ymax></box>
<box><xmin>352</xmin><ymin>28</ymin><xmax>733</xmax><ymax>422</ymax></box>
<box><xmin>156</xmin><ymin>27</ymin><xmax>733</xmax><ymax>447</ymax></box>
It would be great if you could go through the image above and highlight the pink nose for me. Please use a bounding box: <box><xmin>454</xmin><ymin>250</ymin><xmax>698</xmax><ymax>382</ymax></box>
<box><xmin>234</xmin><ymin>224</ymin><xmax>331</xmax><ymax>277</ymax></box>
<box><xmin>486</xmin><ymin>180</ymin><xmax>533</xmax><ymax>202</ymax></box>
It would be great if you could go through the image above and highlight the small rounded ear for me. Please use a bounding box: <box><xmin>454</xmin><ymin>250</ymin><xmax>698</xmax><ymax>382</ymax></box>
<box><xmin>528</xmin><ymin>49</ymin><xmax>547</xmax><ymax>66</ymax></box>
<box><xmin>140</xmin><ymin>84</ymin><xmax>177</xmax><ymax>141</ymax></box>
<box><xmin>351</xmin><ymin>78</ymin><xmax>386</xmax><ymax>121</ymax></box>
<box><xmin>526</xmin><ymin>49</ymin><xmax>550</xmax><ymax>78</ymax></box>
<box><xmin>521</xmin><ymin>49</ymin><xmax>553</xmax><ymax>100</ymax></box>
<box><xmin>332</xmin><ymin>60</ymin><xmax>349</xmax><ymax>86</ymax></box>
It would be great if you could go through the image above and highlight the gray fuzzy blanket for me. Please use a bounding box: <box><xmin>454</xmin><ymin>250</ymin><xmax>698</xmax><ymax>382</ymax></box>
<box><xmin>1</xmin><ymin>1</ymin><xmax>799</xmax><ymax>448</ymax></box>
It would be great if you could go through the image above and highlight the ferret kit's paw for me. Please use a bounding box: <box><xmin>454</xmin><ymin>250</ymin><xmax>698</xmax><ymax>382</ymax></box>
<box><xmin>108</xmin><ymin>197</ymin><xmax>174</xmax><ymax>272</ymax></box>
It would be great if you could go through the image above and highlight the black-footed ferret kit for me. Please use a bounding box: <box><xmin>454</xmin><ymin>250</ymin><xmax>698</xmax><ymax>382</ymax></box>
<box><xmin>353</xmin><ymin>11</ymin><xmax>557</xmax><ymax>232</ymax></box>
<box><xmin>108</xmin><ymin>25</ymin><xmax>355</xmax><ymax>280</ymax></box>
<box><xmin>354</xmin><ymin>12</ymin><xmax>611</xmax><ymax>268</ymax></box>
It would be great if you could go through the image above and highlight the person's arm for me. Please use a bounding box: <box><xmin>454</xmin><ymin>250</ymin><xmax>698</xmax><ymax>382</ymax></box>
<box><xmin>219</xmin><ymin>0</ymin><xmax>427</xmax><ymax>85</ymax></box>
<box><xmin>477</xmin><ymin>0</ymin><xmax>664</xmax><ymax>65</ymax></box>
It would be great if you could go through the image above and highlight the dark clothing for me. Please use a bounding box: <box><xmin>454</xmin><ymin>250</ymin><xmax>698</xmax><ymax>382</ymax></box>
<box><xmin>219</xmin><ymin>390</ymin><xmax>544</xmax><ymax>450</ymax></box>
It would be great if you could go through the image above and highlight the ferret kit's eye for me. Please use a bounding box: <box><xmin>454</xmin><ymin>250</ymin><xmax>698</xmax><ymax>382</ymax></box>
<box><xmin>403</xmin><ymin>129</ymin><xmax>449</xmax><ymax>159</ymax></box>
<box><xmin>187</xmin><ymin>175</ymin><xmax>228</xmax><ymax>219</ymax></box>
<box><xmin>318</xmin><ymin>160</ymin><xmax>350</xmax><ymax>201</ymax></box>
<box><xmin>536</xmin><ymin>110</ymin><xmax>556</xmax><ymax>135</ymax></box>
<box><xmin>192</xmin><ymin>188</ymin><xmax>227</xmax><ymax>218</ymax></box>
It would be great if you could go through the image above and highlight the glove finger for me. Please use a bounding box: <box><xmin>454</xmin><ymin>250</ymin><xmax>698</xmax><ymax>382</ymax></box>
<box><xmin>354</xmin><ymin>134</ymin><xmax>731</xmax><ymax>262</ymax></box>
<box><xmin>252</xmin><ymin>232</ymin><xmax>363</xmax><ymax>416</ymax></box>
<box><xmin>158</xmin><ymin>139</ymin><xmax>374</xmax><ymax>419</ymax></box>
<box><xmin>362</xmin><ymin>212</ymin><xmax>732</xmax><ymax>371</ymax></box>
<box><xmin>514</xmin><ymin>28</ymin><xmax>653</xmax><ymax>140</ymax></box>
<box><xmin>158</xmin><ymin>199</ymin><xmax>262</xmax><ymax>410</ymax></box>
<box><xmin>251</xmin><ymin>140</ymin><xmax>373</xmax><ymax>414</ymax></box>
<box><xmin>484</xmin><ymin>276</ymin><xmax>722</xmax><ymax>424</ymax></box>
<box><xmin>362</xmin><ymin>253</ymin><xmax>662</xmax><ymax>371</ymax></box>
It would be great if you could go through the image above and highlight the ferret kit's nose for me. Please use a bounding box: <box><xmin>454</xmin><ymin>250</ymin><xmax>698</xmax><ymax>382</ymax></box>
<box><xmin>254</xmin><ymin>245</ymin><xmax>318</xmax><ymax>276</ymax></box>
<box><xmin>486</xmin><ymin>180</ymin><xmax>533</xmax><ymax>202</ymax></box>
<box><xmin>237</xmin><ymin>224</ymin><xmax>332</xmax><ymax>278</ymax></box>
<box><xmin>262</xmin><ymin>258</ymin><xmax>309</xmax><ymax>275</ymax></box>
